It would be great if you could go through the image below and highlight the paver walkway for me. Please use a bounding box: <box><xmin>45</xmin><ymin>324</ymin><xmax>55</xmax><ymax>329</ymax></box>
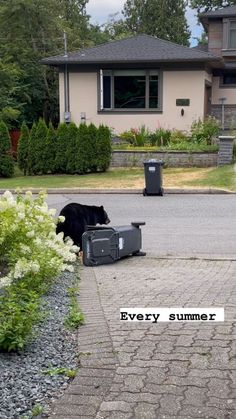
<box><xmin>49</xmin><ymin>256</ymin><xmax>236</xmax><ymax>419</ymax></box>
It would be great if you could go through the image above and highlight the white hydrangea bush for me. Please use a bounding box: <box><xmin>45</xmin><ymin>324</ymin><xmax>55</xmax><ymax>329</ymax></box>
<box><xmin>0</xmin><ymin>190</ymin><xmax>79</xmax><ymax>288</ymax></box>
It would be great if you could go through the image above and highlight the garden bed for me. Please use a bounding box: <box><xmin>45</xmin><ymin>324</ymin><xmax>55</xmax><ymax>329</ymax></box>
<box><xmin>0</xmin><ymin>270</ymin><xmax>79</xmax><ymax>419</ymax></box>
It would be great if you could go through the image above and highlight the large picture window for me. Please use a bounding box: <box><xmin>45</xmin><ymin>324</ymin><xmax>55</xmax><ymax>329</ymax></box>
<box><xmin>100</xmin><ymin>69</ymin><xmax>161</xmax><ymax>111</ymax></box>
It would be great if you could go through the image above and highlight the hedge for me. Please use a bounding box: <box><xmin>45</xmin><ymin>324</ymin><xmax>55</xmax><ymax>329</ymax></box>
<box><xmin>17</xmin><ymin>121</ymin><xmax>112</xmax><ymax>175</ymax></box>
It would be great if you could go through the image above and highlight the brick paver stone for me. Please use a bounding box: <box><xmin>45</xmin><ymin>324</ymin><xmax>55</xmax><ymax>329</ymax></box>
<box><xmin>48</xmin><ymin>258</ymin><xmax>236</xmax><ymax>418</ymax></box>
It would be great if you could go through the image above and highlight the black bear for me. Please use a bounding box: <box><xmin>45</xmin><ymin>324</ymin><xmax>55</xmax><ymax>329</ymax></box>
<box><xmin>56</xmin><ymin>203</ymin><xmax>110</xmax><ymax>250</ymax></box>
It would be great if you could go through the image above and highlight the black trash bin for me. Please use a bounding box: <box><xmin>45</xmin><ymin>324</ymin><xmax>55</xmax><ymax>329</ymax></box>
<box><xmin>143</xmin><ymin>159</ymin><xmax>164</xmax><ymax>196</ymax></box>
<box><xmin>82</xmin><ymin>222</ymin><xmax>146</xmax><ymax>266</ymax></box>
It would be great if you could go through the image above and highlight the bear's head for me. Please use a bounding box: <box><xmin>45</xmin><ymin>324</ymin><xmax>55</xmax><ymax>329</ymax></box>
<box><xmin>98</xmin><ymin>206</ymin><xmax>110</xmax><ymax>225</ymax></box>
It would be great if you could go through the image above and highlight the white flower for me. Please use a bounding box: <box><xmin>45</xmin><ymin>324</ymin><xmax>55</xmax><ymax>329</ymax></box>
<box><xmin>18</xmin><ymin>212</ymin><xmax>25</xmax><ymax>220</ymax></box>
<box><xmin>66</xmin><ymin>265</ymin><xmax>74</xmax><ymax>272</ymax></box>
<box><xmin>58</xmin><ymin>215</ymin><xmax>65</xmax><ymax>222</ymax></box>
<box><xmin>49</xmin><ymin>208</ymin><xmax>57</xmax><ymax>216</ymax></box>
<box><xmin>36</xmin><ymin>215</ymin><xmax>44</xmax><ymax>223</ymax></box>
<box><xmin>26</xmin><ymin>231</ymin><xmax>35</xmax><ymax>238</ymax></box>
<box><xmin>0</xmin><ymin>276</ymin><xmax>12</xmax><ymax>288</ymax></box>
<box><xmin>3</xmin><ymin>190</ymin><xmax>14</xmax><ymax>201</ymax></box>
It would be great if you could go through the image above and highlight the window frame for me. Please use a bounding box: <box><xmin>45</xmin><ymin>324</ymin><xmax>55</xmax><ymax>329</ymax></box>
<box><xmin>219</xmin><ymin>71</ymin><xmax>236</xmax><ymax>88</ymax></box>
<box><xmin>222</xmin><ymin>18</ymin><xmax>236</xmax><ymax>52</ymax></box>
<box><xmin>229</xmin><ymin>20</ymin><xmax>236</xmax><ymax>49</ymax></box>
<box><xmin>98</xmin><ymin>69</ymin><xmax>163</xmax><ymax>113</ymax></box>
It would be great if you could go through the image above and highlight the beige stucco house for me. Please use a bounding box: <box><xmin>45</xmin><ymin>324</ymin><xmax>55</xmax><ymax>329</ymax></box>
<box><xmin>43</xmin><ymin>6</ymin><xmax>236</xmax><ymax>134</ymax></box>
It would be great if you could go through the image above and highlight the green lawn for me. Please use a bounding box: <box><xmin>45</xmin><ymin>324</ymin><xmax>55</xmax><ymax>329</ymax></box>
<box><xmin>184</xmin><ymin>165</ymin><xmax>236</xmax><ymax>190</ymax></box>
<box><xmin>0</xmin><ymin>165</ymin><xmax>235</xmax><ymax>190</ymax></box>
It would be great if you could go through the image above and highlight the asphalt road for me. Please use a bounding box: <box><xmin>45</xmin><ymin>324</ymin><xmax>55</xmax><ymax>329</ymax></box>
<box><xmin>47</xmin><ymin>194</ymin><xmax>236</xmax><ymax>258</ymax></box>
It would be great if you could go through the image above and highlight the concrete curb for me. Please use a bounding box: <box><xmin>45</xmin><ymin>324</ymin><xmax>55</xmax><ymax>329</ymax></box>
<box><xmin>0</xmin><ymin>187</ymin><xmax>235</xmax><ymax>194</ymax></box>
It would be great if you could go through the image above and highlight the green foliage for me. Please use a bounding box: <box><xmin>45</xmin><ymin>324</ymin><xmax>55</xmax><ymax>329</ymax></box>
<box><xmin>76</xmin><ymin>123</ymin><xmax>90</xmax><ymax>174</ymax></box>
<box><xmin>165</xmin><ymin>141</ymin><xmax>218</xmax><ymax>152</ymax></box>
<box><xmin>148</xmin><ymin>128</ymin><xmax>172</xmax><ymax>146</ymax></box>
<box><xmin>42</xmin><ymin>366</ymin><xmax>77</xmax><ymax>377</ymax></box>
<box><xmin>0</xmin><ymin>0</ymin><xmax>93</xmax><ymax>127</ymax></box>
<box><xmin>0</xmin><ymin>190</ymin><xmax>79</xmax><ymax>351</ymax></box>
<box><xmin>0</xmin><ymin>61</ymin><xmax>22</xmax><ymax>128</ymax></box>
<box><xmin>0</xmin><ymin>121</ymin><xmax>14</xmax><ymax>177</ymax></box>
<box><xmin>233</xmin><ymin>142</ymin><xmax>236</xmax><ymax>161</ymax></box>
<box><xmin>66</xmin><ymin>122</ymin><xmax>79</xmax><ymax>174</ymax></box>
<box><xmin>191</xmin><ymin>116</ymin><xmax>220</xmax><ymax>145</ymax></box>
<box><xmin>28</xmin><ymin>123</ymin><xmax>37</xmax><ymax>175</ymax></box>
<box><xmin>64</xmin><ymin>285</ymin><xmax>85</xmax><ymax>329</ymax></box>
<box><xmin>170</xmin><ymin>129</ymin><xmax>189</xmax><ymax>143</ymax></box>
<box><xmin>96</xmin><ymin>125</ymin><xmax>112</xmax><ymax>171</ymax></box>
<box><xmin>119</xmin><ymin>126</ymin><xmax>150</xmax><ymax>146</ymax></box>
<box><xmin>29</xmin><ymin>119</ymin><xmax>48</xmax><ymax>174</ymax></box>
<box><xmin>117</xmin><ymin>122</ymin><xmax>219</xmax><ymax>152</ymax></box>
<box><xmin>30</xmin><ymin>404</ymin><xmax>44</xmax><ymax>418</ymax></box>
<box><xmin>44</xmin><ymin>121</ymin><xmax>57</xmax><ymax>174</ymax></box>
<box><xmin>123</xmin><ymin>0</ymin><xmax>190</xmax><ymax>46</ymax></box>
<box><xmin>54</xmin><ymin>123</ymin><xmax>69</xmax><ymax>173</ymax></box>
<box><xmin>0</xmin><ymin>285</ymin><xmax>41</xmax><ymax>351</ymax></box>
<box><xmin>87</xmin><ymin>123</ymin><xmax>98</xmax><ymax>171</ymax></box>
<box><xmin>17</xmin><ymin>122</ymin><xmax>30</xmax><ymax>175</ymax></box>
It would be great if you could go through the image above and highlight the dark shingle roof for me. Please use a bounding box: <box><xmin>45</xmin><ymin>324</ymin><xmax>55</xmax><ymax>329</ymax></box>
<box><xmin>200</xmin><ymin>5</ymin><xmax>236</xmax><ymax>18</ymax></box>
<box><xmin>42</xmin><ymin>34</ymin><xmax>220</xmax><ymax>66</ymax></box>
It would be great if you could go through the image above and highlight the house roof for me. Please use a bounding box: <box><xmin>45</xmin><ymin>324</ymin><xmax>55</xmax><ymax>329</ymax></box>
<box><xmin>199</xmin><ymin>5</ymin><xmax>236</xmax><ymax>18</ymax></box>
<box><xmin>199</xmin><ymin>6</ymin><xmax>236</xmax><ymax>31</ymax></box>
<box><xmin>42</xmin><ymin>34</ymin><xmax>220</xmax><ymax>66</ymax></box>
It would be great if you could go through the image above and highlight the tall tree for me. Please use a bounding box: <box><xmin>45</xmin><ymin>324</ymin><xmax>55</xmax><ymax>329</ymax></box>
<box><xmin>17</xmin><ymin>122</ymin><xmax>30</xmax><ymax>175</ymax></box>
<box><xmin>122</xmin><ymin>0</ymin><xmax>190</xmax><ymax>46</ymax></box>
<box><xmin>190</xmin><ymin>0</ymin><xmax>236</xmax><ymax>13</ymax></box>
<box><xmin>0</xmin><ymin>0</ymin><xmax>91</xmax><ymax>127</ymax></box>
<box><xmin>0</xmin><ymin>121</ymin><xmax>14</xmax><ymax>178</ymax></box>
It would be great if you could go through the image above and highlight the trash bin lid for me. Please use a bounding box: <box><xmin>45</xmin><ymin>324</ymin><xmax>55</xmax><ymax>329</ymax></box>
<box><xmin>143</xmin><ymin>159</ymin><xmax>164</xmax><ymax>164</ymax></box>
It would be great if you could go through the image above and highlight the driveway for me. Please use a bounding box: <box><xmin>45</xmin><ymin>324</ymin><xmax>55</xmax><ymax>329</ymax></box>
<box><xmin>47</xmin><ymin>194</ymin><xmax>236</xmax><ymax>418</ymax></box>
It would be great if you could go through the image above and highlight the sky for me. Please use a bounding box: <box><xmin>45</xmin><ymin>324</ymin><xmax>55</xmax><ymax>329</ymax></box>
<box><xmin>86</xmin><ymin>0</ymin><xmax>203</xmax><ymax>46</ymax></box>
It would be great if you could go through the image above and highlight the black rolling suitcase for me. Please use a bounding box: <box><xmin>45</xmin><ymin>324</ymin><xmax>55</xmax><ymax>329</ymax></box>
<box><xmin>82</xmin><ymin>222</ymin><xmax>146</xmax><ymax>266</ymax></box>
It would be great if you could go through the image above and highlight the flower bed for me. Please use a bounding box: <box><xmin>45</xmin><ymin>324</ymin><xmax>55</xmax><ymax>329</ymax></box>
<box><xmin>0</xmin><ymin>190</ymin><xmax>79</xmax><ymax>351</ymax></box>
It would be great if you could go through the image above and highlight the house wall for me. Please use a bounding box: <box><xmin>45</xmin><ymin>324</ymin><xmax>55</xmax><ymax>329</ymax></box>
<box><xmin>211</xmin><ymin>76</ymin><xmax>236</xmax><ymax>104</ymax></box>
<box><xmin>210</xmin><ymin>76</ymin><xmax>236</xmax><ymax>127</ymax></box>
<box><xmin>59</xmin><ymin>70</ymin><xmax>206</xmax><ymax>134</ymax></box>
<box><xmin>208</xmin><ymin>20</ymin><xmax>223</xmax><ymax>56</ymax></box>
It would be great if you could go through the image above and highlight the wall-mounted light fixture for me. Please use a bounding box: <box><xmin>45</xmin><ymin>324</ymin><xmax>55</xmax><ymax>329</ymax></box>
<box><xmin>181</xmin><ymin>108</ymin><xmax>184</xmax><ymax>116</ymax></box>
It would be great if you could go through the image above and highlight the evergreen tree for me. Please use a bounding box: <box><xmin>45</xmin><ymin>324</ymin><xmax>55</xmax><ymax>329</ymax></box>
<box><xmin>76</xmin><ymin>123</ymin><xmax>90</xmax><ymax>174</ymax></box>
<box><xmin>87</xmin><ymin>123</ymin><xmax>98</xmax><ymax>172</ymax></box>
<box><xmin>28</xmin><ymin>122</ymin><xmax>37</xmax><ymax>175</ymax></box>
<box><xmin>54</xmin><ymin>123</ymin><xmax>69</xmax><ymax>173</ymax></box>
<box><xmin>44</xmin><ymin>122</ymin><xmax>57</xmax><ymax>173</ymax></box>
<box><xmin>0</xmin><ymin>121</ymin><xmax>14</xmax><ymax>177</ymax></box>
<box><xmin>17</xmin><ymin>122</ymin><xmax>29</xmax><ymax>175</ymax></box>
<box><xmin>190</xmin><ymin>0</ymin><xmax>236</xmax><ymax>13</ymax></box>
<box><xmin>66</xmin><ymin>122</ymin><xmax>78</xmax><ymax>174</ymax></box>
<box><xmin>33</xmin><ymin>119</ymin><xmax>48</xmax><ymax>174</ymax></box>
<box><xmin>96</xmin><ymin>125</ymin><xmax>112</xmax><ymax>172</ymax></box>
<box><xmin>123</xmin><ymin>0</ymin><xmax>190</xmax><ymax>46</ymax></box>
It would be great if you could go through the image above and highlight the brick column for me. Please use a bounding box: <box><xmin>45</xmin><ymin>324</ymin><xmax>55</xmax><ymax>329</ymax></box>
<box><xmin>218</xmin><ymin>135</ymin><xmax>235</xmax><ymax>166</ymax></box>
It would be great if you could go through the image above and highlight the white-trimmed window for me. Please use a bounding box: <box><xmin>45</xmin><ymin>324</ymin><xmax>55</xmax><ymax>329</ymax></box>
<box><xmin>100</xmin><ymin>69</ymin><xmax>161</xmax><ymax>111</ymax></box>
